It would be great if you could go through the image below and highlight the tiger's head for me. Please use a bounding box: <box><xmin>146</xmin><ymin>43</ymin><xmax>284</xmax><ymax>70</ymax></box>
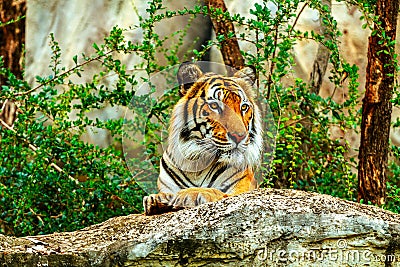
<box><xmin>167</xmin><ymin>62</ymin><xmax>263</xmax><ymax>171</ymax></box>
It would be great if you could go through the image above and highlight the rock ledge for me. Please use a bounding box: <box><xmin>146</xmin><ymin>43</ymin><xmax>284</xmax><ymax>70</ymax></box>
<box><xmin>1</xmin><ymin>189</ymin><xmax>400</xmax><ymax>266</ymax></box>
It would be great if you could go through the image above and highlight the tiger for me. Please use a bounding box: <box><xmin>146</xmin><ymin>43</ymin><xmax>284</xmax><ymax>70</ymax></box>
<box><xmin>143</xmin><ymin>62</ymin><xmax>263</xmax><ymax>215</ymax></box>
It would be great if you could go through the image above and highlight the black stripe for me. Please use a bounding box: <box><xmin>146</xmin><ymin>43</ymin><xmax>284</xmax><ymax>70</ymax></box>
<box><xmin>198</xmin><ymin>100</ymin><xmax>208</xmax><ymax>115</ymax></box>
<box><xmin>208</xmin><ymin>164</ymin><xmax>227</xmax><ymax>187</ymax></box>
<box><xmin>158</xmin><ymin>177</ymin><xmax>174</xmax><ymax>192</ymax></box>
<box><xmin>222</xmin><ymin>170</ymin><xmax>242</xmax><ymax>187</ymax></box>
<box><xmin>180</xmin><ymin>126</ymin><xmax>191</xmax><ymax>141</ymax></box>
<box><xmin>192</xmin><ymin>98</ymin><xmax>199</xmax><ymax>125</ymax></box>
<box><xmin>180</xmin><ymin>100</ymin><xmax>208</xmax><ymax>141</ymax></box>
<box><xmin>199</xmin><ymin>89</ymin><xmax>206</xmax><ymax>98</ymax></box>
<box><xmin>200</xmin><ymin>161</ymin><xmax>219</xmax><ymax>186</ymax></box>
<box><xmin>249</xmin><ymin>131</ymin><xmax>255</xmax><ymax>141</ymax></box>
<box><xmin>189</xmin><ymin>121</ymin><xmax>207</xmax><ymax>133</ymax></box>
<box><xmin>161</xmin><ymin>157</ymin><xmax>189</xmax><ymax>189</ymax></box>
<box><xmin>224</xmin><ymin>81</ymin><xmax>237</xmax><ymax>88</ymax></box>
<box><xmin>180</xmin><ymin>121</ymin><xmax>207</xmax><ymax>142</ymax></box>
<box><xmin>249</xmin><ymin>117</ymin><xmax>256</xmax><ymax>141</ymax></box>
<box><xmin>212</xmin><ymin>82</ymin><xmax>223</xmax><ymax>88</ymax></box>
<box><xmin>183</xmin><ymin>98</ymin><xmax>190</xmax><ymax>123</ymax></box>
<box><xmin>213</xmin><ymin>87</ymin><xmax>222</xmax><ymax>100</ymax></box>
<box><xmin>207</xmin><ymin>77</ymin><xmax>218</xmax><ymax>85</ymax></box>
<box><xmin>194</xmin><ymin>82</ymin><xmax>208</xmax><ymax>98</ymax></box>
<box><xmin>213</xmin><ymin>137</ymin><xmax>228</xmax><ymax>144</ymax></box>
<box><xmin>221</xmin><ymin>173</ymin><xmax>246</xmax><ymax>193</ymax></box>
<box><xmin>163</xmin><ymin>156</ymin><xmax>197</xmax><ymax>187</ymax></box>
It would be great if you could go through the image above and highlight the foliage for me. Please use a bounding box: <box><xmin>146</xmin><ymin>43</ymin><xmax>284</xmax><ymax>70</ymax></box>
<box><xmin>199</xmin><ymin>0</ymin><xmax>362</xmax><ymax>201</ymax></box>
<box><xmin>0</xmin><ymin>30</ymin><xmax>145</xmax><ymax>236</ymax></box>
<box><xmin>0</xmin><ymin>0</ymin><xmax>399</xmax><ymax>236</ymax></box>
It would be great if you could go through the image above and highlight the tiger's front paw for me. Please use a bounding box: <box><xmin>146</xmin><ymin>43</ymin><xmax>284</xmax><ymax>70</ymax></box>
<box><xmin>172</xmin><ymin>188</ymin><xmax>229</xmax><ymax>208</ymax></box>
<box><xmin>143</xmin><ymin>188</ymin><xmax>229</xmax><ymax>216</ymax></box>
<box><xmin>143</xmin><ymin>192</ymin><xmax>181</xmax><ymax>216</ymax></box>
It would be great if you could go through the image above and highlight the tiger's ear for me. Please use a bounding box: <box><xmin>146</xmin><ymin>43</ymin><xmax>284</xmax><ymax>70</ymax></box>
<box><xmin>233</xmin><ymin>66</ymin><xmax>256</xmax><ymax>86</ymax></box>
<box><xmin>177</xmin><ymin>62</ymin><xmax>203</xmax><ymax>96</ymax></box>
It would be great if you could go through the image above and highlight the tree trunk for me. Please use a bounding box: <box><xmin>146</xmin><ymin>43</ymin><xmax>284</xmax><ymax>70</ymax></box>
<box><xmin>357</xmin><ymin>0</ymin><xmax>399</xmax><ymax>205</ymax></box>
<box><xmin>1</xmin><ymin>189</ymin><xmax>399</xmax><ymax>266</ymax></box>
<box><xmin>204</xmin><ymin>0</ymin><xmax>244</xmax><ymax>74</ymax></box>
<box><xmin>0</xmin><ymin>0</ymin><xmax>26</xmax><ymax>127</ymax></box>
<box><xmin>308</xmin><ymin>0</ymin><xmax>331</xmax><ymax>95</ymax></box>
<box><xmin>0</xmin><ymin>0</ymin><xmax>26</xmax><ymax>81</ymax></box>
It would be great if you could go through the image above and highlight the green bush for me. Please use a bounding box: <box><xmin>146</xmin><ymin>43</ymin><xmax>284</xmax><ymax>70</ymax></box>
<box><xmin>1</xmin><ymin>0</ymin><xmax>399</xmax><ymax>237</ymax></box>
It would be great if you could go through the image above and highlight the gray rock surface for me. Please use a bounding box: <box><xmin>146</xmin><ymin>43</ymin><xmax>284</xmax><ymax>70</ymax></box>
<box><xmin>1</xmin><ymin>189</ymin><xmax>400</xmax><ymax>266</ymax></box>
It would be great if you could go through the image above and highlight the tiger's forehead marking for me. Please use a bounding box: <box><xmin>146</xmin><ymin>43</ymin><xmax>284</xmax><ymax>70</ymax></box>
<box><xmin>206</xmin><ymin>76</ymin><xmax>248</xmax><ymax>102</ymax></box>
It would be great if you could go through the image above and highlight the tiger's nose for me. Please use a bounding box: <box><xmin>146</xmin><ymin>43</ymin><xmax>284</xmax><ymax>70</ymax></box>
<box><xmin>228</xmin><ymin>132</ymin><xmax>246</xmax><ymax>144</ymax></box>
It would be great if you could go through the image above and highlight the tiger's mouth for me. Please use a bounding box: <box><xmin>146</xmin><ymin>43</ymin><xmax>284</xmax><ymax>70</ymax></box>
<box><xmin>216</xmin><ymin>137</ymin><xmax>248</xmax><ymax>153</ymax></box>
<box><xmin>176</xmin><ymin>135</ymin><xmax>249</xmax><ymax>169</ymax></box>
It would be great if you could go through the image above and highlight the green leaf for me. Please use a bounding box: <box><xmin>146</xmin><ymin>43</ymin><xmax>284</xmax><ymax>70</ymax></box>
<box><xmin>93</xmin><ymin>43</ymin><xmax>99</xmax><ymax>51</ymax></box>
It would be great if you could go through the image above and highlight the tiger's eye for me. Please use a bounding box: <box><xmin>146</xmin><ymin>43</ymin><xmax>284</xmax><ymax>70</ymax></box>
<box><xmin>241</xmin><ymin>103</ymin><xmax>249</xmax><ymax>112</ymax></box>
<box><xmin>209</xmin><ymin>102</ymin><xmax>219</xmax><ymax>110</ymax></box>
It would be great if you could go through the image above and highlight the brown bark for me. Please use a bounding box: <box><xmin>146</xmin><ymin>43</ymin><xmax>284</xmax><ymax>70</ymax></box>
<box><xmin>357</xmin><ymin>0</ymin><xmax>399</xmax><ymax>205</ymax></box>
<box><xmin>204</xmin><ymin>0</ymin><xmax>244</xmax><ymax>74</ymax></box>
<box><xmin>0</xmin><ymin>0</ymin><xmax>25</xmax><ymax>127</ymax></box>
<box><xmin>0</xmin><ymin>0</ymin><xmax>26</xmax><ymax>81</ymax></box>
<box><xmin>309</xmin><ymin>0</ymin><xmax>331</xmax><ymax>95</ymax></box>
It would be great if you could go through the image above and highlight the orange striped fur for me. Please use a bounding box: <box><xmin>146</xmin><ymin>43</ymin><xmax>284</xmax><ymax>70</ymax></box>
<box><xmin>144</xmin><ymin>63</ymin><xmax>263</xmax><ymax>215</ymax></box>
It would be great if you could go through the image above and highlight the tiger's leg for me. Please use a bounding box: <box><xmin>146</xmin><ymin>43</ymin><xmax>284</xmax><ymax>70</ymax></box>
<box><xmin>143</xmin><ymin>188</ymin><xmax>229</xmax><ymax>215</ymax></box>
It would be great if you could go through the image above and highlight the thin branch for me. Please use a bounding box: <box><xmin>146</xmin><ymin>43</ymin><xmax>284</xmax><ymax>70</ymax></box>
<box><xmin>0</xmin><ymin>116</ymin><xmax>79</xmax><ymax>184</ymax></box>
<box><xmin>266</xmin><ymin>18</ymin><xmax>279</xmax><ymax>99</ymax></box>
<box><xmin>14</xmin><ymin>50</ymin><xmax>115</xmax><ymax>97</ymax></box>
<box><xmin>289</xmin><ymin>2</ymin><xmax>309</xmax><ymax>35</ymax></box>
